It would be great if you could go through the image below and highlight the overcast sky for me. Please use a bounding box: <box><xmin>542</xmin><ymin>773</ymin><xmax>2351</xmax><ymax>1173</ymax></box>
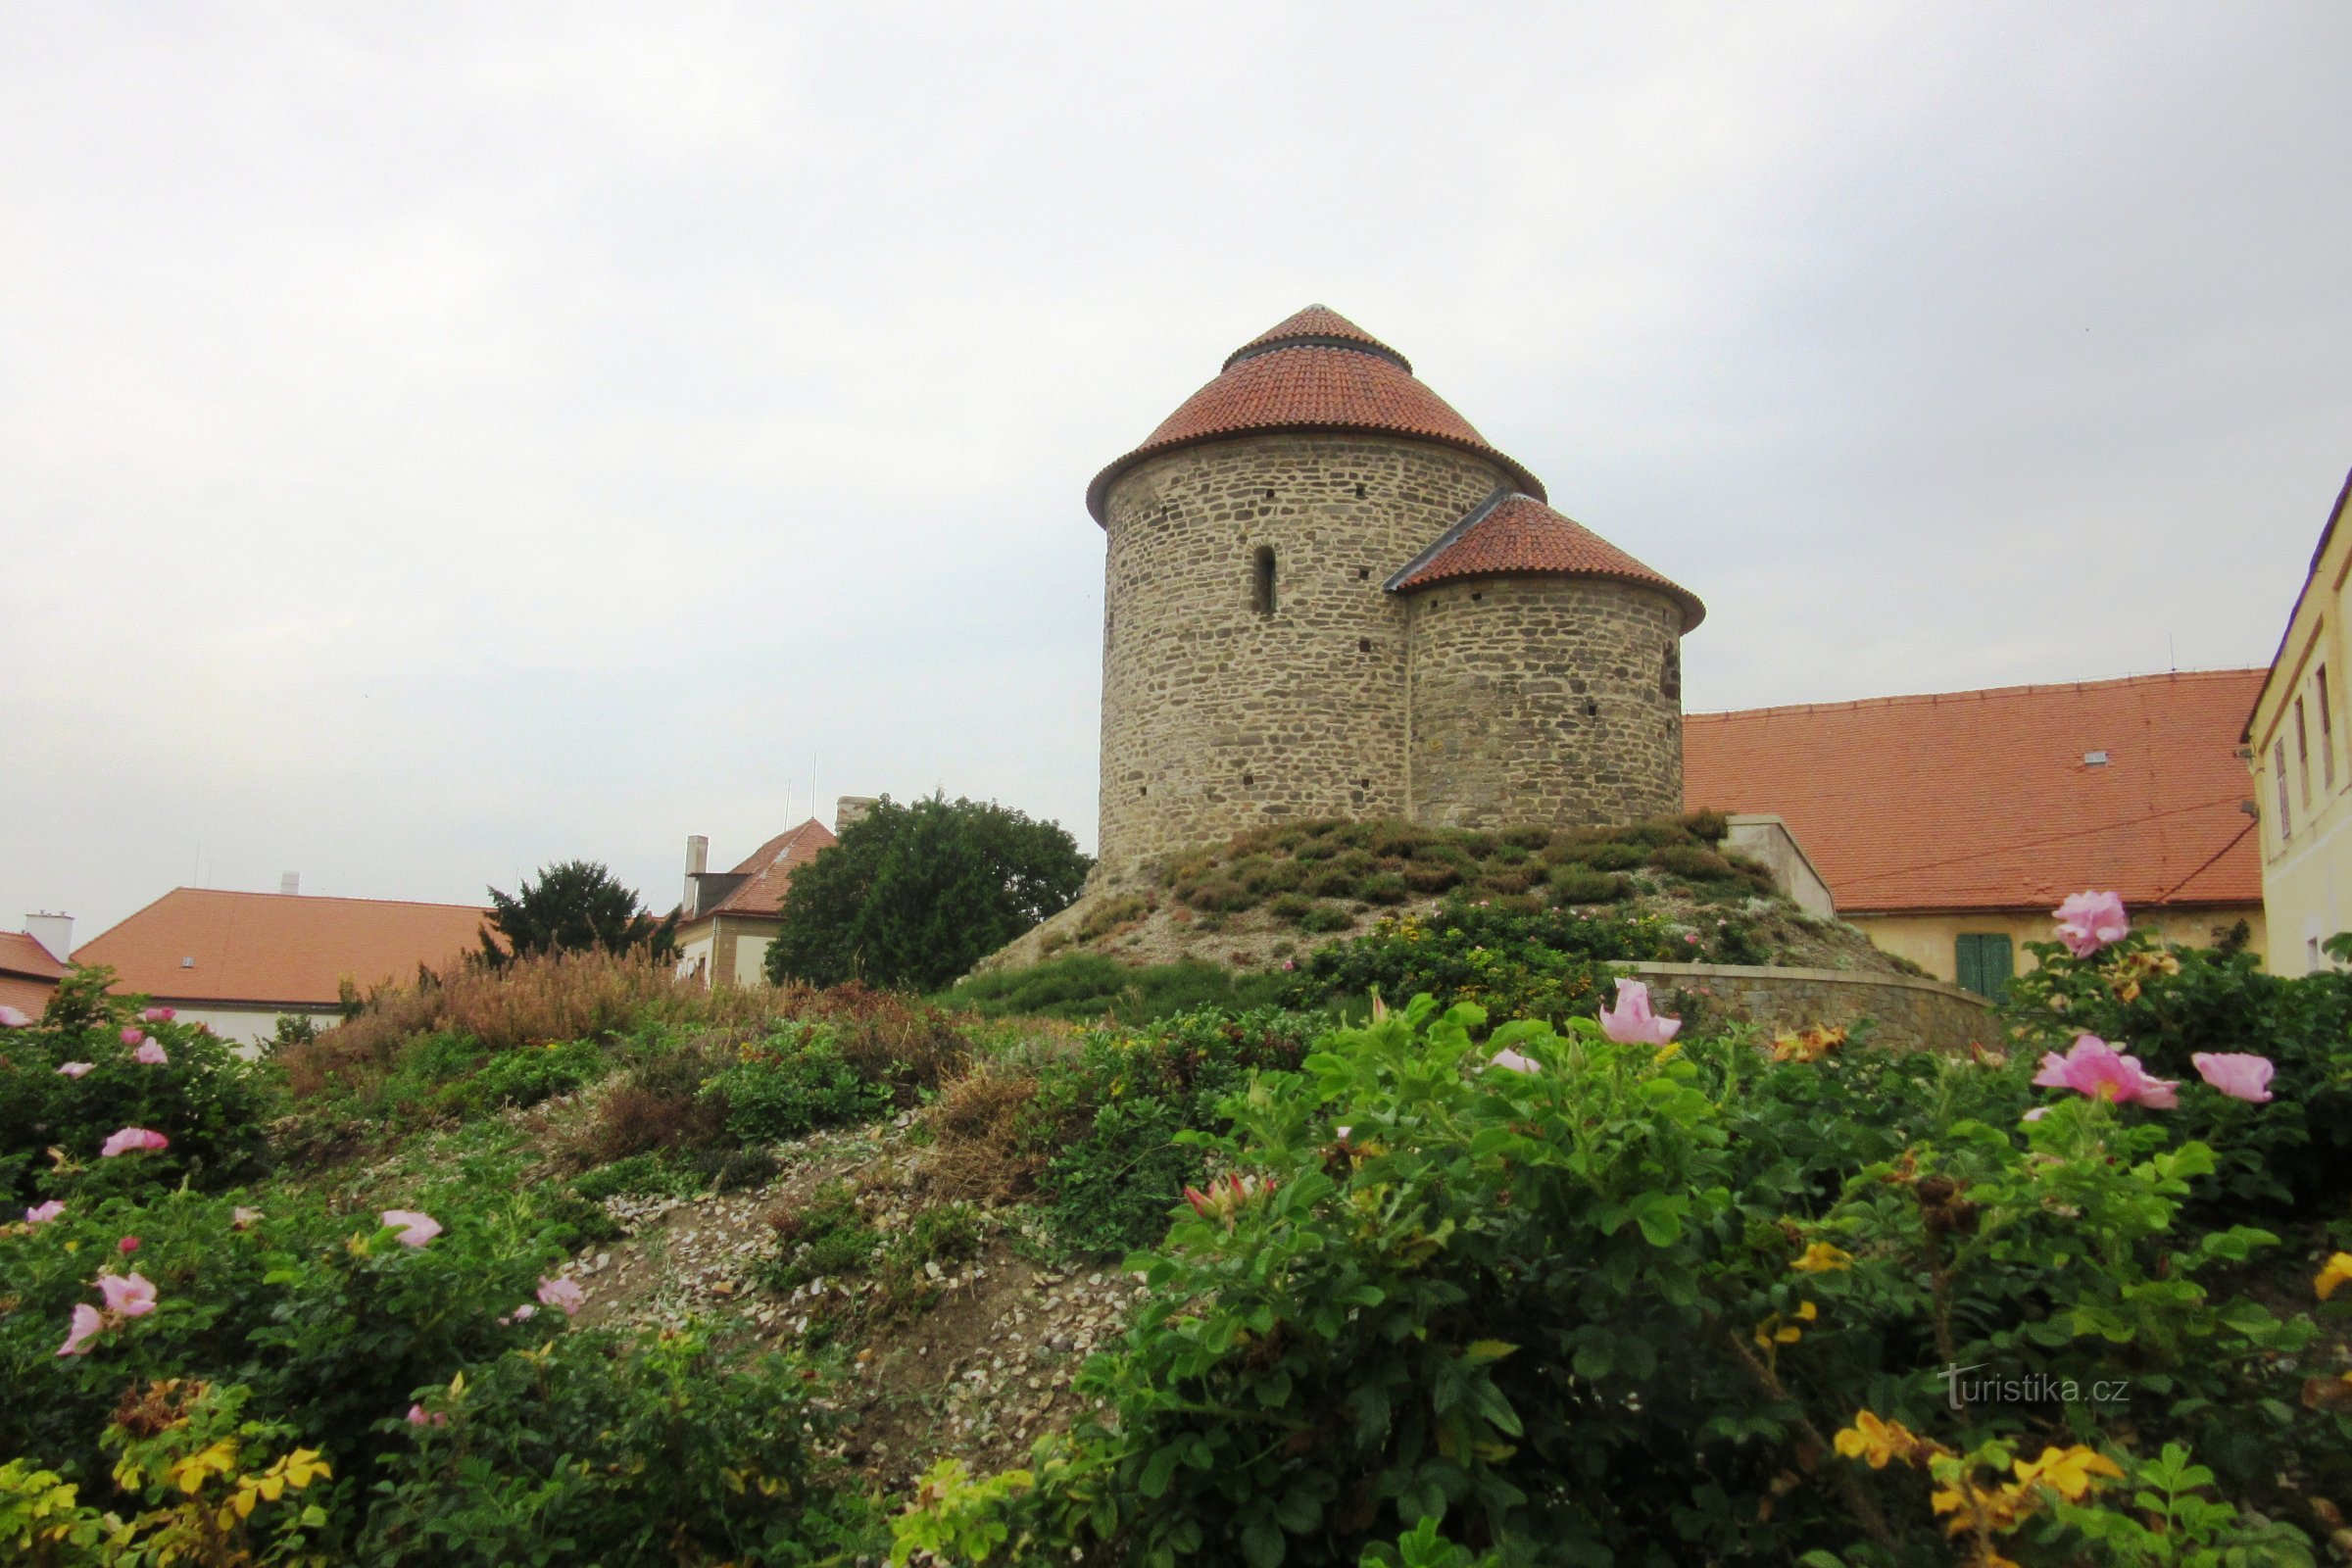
<box><xmin>3</xmin><ymin>4</ymin><xmax>2347</xmax><ymax>943</ymax></box>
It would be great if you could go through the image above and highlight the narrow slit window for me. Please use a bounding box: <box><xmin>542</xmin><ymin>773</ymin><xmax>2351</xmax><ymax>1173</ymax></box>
<box><xmin>1251</xmin><ymin>546</ymin><xmax>1276</xmax><ymax>615</ymax></box>
<box><xmin>2321</xmin><ymin>665</ymin><xmax>2336</xmax><ymax>789</ymax></box>
<box><xmin>2297</xmin><ymin>698</ymin><xmax>2313</xmax><ymax>807</ymax></box>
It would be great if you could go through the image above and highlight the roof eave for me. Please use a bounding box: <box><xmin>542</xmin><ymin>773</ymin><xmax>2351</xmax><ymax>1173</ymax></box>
<box><xmin>1392</xmin><ymin>564</ymin><xmax>1707</xmax><ymax>633</ymax></box>
<box><xmin>1086</xmin><ymin>425</ymin><xmax>1546</xmax><ymax>525</ymax></box>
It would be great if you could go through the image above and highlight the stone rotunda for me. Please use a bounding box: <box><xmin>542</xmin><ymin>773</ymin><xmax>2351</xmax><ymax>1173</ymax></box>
<box><xmin>1087</xmin><ymin>306</ymin><xmax>1705</xmax><ymax>881</ymax></box>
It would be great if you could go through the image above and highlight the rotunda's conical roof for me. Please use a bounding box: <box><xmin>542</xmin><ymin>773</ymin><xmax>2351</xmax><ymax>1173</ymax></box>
<box><xmin>1086</xmin><ymin>306</ymin><xmax>1545</xmax><ymax>522</ymax></box>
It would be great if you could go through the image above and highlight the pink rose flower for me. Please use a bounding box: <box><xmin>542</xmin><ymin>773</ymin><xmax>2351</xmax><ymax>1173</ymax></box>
<box><xmin>56</xmin><ymin>1303</ymin><xmax>102</xmax><ymax>1356</ymax></box>
<box><xmin>118</xmin><ymin>1236</ymin><xmax>140</xmax><ymax>1255</ymax></box>
<box><xmin>140</xmin><ymin>1007</ymin><xmax>174</xmax><ymax>1022</ymax></box>
<box><xmin>406</xmin><ymin>1403</ymin><xmax>448</xmax><ymax>1428</ymax></box>
<box><xmin>26</xmin><ymin>1200</ymin><xmax>64</xmax><ymax>1225</ymax></box>
<box><xmin>98</xmin><ymin>1273</ymin><xmax>157</xmax><ymax>1317</ymax></box>
<box><xmin>0</xmin><ymin>1004</ymin><xmax>30</xmax><ymax>1028</ymax></box>
<box><xmin>2032</xmin><ymin>1034</ymin><xmax>2178</xmax><ymax>1108</ymax></box>
<box><xmin>1489</xmin><ymin>1047</ymin><xmax>1541</xmax><ymax>1074</ymax></box>
<box><xmin>232</xmin><ymin>1206</ymin><xmax>262</xmax><ymax>1230</ymax></box>
<box><xmin>100</xmin><ymin>1128</ymin><xmax>170</xmax><ymax>1157</ymax></box>
<box><xmin>536</xmin><ymin>1277</ymin><xmax>585</xmax><ymax>1317</ymax></box>
<box><xmin>381</xmin><ymin>1210</ymin><xmax>441</xmax><ymax>1248</ymax></box>
<box><xmin>2052</xmin><ymin>890</ymin><xmax>2130</xmax><ymax>958</ymax></box>
<box><xmin>56</xmin><ymin>1061</ymin><xmax>93</xmax><ymax>1078</ymax></box>
<box><xmin>2190</xmin><ymin>1053</ymin><xmax>2276</xmax><ymax>1103</ymax></box>
<box><xmin>1597</xmin><ymin>979</ymin><xmax>1682</xmax><ymax>1048</ymax></box>
<box><xmin>120</xmin><ymin>1027</ymin><xmax>145</xmax><ymax>1047</ymax></box>
<box><xmin>133</xmin><ymin>1042</ymin><xmax>168</xmax><ymax>1066</ymax></box>
<box><xmin>2022</xmin><ymin>1106</ymin><xmax>2050</xmax><ymax>1122</ymax></box>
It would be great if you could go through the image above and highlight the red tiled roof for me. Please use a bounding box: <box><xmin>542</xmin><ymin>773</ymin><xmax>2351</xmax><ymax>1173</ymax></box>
<box><xmin>1389</xmin><ymin>492</ymin><xmax>1705</xmax><ymax>630</ymax></box>
<box><xmin>1685</xmin><ymin>670</ymin><xmax>2266</xmax><ymax>913</ymax></box>
<box><xmin>0</xmin><ymin>974</ymin><xmax>56</xmax><ymax>1015</ymax></box>
<box><xmin>1223</xmin><ymin>306</ymin><xmax>1411</xmax><ymax>369</ymax></box>
<box><xmin>697</xmin><ymin>819</ymin><xmax>836</xmax><ymax>921</ymax></box>
<box><xmin>74</xmin><ymin>889</ymin><xmax>488</xmax><ymax>1006</ymax></box>
<box><xmin>0</xmin><ymin>930</ymin><xmax>68</xmax><ymax>983</ymax></box>
<box><xmin>1087</xmin><ymin>306</ymin><xmax>1544</xmax><ymax>521</ymax></box>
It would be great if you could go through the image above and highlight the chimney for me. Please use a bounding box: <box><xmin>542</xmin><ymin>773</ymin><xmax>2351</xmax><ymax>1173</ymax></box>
<box><xmin>684</xmin><ymin>834</ymin><xmax>710</xmax><ymax>917</ymax></box>
<box><xmin>835</xmin><ymin>796</ymin><xmax>878</xmax><ymax>835</ymax></box>
<box><xmin>279</xmin><ymin>871</ymin><xmax>300</xmax><ymax>896</ymax></box>
<box><xmin>24</xmin><ymin>911</ymin><xmax>72</xmax><ymax>963</ymax></box>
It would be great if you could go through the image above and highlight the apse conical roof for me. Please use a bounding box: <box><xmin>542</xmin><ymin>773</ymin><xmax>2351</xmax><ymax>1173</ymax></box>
<box><xmin>1387</xmin><ymin>491</ymin><xmax>1705</xmax><ymax>631</ymax></box>
<box><xmin>1086</xmin><ymin>307</ymin><xmax>1544</xmax><ymax>522</ymax></box>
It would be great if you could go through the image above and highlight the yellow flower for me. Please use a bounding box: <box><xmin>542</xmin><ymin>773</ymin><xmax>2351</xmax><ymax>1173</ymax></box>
<box><xmin>2315</xmin><ymin>1252</ymin><xmax>2352</xmax><ymax>1301</ymax></box>
<box><xmin>1833</xmin><ymin>1410</ymin><xmax>1922</xmax><ymax>1469</ymax></box>
<box><xmin>1768</xmin><ymin>1025</ymin><xmax>1847</xmax><ymax>1063</ymax></box>
<box><xmin>2011</xmin><ymin>1445</ymin><xmax>2123</xmax><ymax>1501</ymax></box>
<box><xmin>1790</xmin><ymin>1242</ymin><xmax>1855</xmax><ymax>1274</ymax></box>
<box><xmin>1755</xmin><ymin>1299</ymin><xmax>1819</xmax><ymax>1348</ymax></box>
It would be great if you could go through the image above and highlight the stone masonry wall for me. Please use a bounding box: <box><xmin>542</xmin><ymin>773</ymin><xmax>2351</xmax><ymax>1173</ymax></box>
<box><xmin>1097</xmin><ymin>434</ymin><xmax>1508</xmax><ymax>879</ymax></box>
<box><xmin>1406</xmin><ymin>577</ymin><xmax>1684</xmax><ymax>829</ymax></box>
<box><xmin>1618</xmin><ymin>961</ymin><xmax>1994</xmax><ymax>1054</ymax></box>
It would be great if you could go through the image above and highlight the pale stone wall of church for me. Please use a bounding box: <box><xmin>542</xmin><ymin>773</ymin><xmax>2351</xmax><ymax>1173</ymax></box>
<box><xmin>1096</xmin><ymin>434</ymin><xmax>1507</xmax><ymax>878</ymax></box>
<box><xmin>1404</xmin><ymin>576</ymin><xmax>1685</xmax><ymax>830</ymax></box>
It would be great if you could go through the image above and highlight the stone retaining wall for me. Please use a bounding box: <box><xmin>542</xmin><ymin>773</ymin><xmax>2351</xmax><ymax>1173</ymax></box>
<box><xmin>1617</xmin><ymin>960</ymin><xmax>1993</xmax><ymax>1053</ymax></box>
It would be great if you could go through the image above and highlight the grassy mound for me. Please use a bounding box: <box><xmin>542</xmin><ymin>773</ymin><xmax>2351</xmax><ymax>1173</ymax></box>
<box><xmin>936</xmin><ymin>954</ymin><xmax>1288</xmax><ymax>1022</ymax></box>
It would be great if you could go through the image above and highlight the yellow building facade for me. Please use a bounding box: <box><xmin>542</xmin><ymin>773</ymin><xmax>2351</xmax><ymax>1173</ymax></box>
<box><xmin>2248</xmin><ymin>472</ymin><xmax>2352</xmax><ymax>976</ymax></box>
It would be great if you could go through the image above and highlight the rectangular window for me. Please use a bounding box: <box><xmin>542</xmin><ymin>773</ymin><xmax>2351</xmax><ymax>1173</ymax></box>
<box><xmin>2296</xmin><ymin>698</ymin><xmax>2313</xmax><ymax>807</ymax></box>
<box><xmin>2276</xmin><ymin>741</ymin><xmax>2292</xmax><ymax>838</ymax></box>
<box><xmin>1954</xmin><ymin>932</ymin><xmax>2014</xmax><ymax>1001</ymax></box>
<box><xmin>2321</xmin><ymin>665</ymin><xmax>2337</xmax><ymax>789</ymax></box>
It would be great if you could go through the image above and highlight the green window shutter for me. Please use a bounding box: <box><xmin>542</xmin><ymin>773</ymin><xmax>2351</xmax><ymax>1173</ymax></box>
<box><xmin>1954</xmin><ymin>934</ymin><xmax>2013</xmax><ymax>1001</ymax></box>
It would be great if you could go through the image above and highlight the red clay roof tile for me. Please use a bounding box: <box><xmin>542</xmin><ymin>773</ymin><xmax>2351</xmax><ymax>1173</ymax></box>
<box><xmin>696</xmin><ymin>819</ymin><xmax>836</xmax><ymax>921</ymax></box>
<box><xmin>0</xmin><ymin>929</ymin><xmax>69</xmax><ymax>983</ymax></box>
<box><xmin>74</xmin><ymin>889</ymin><xmax>488</xmax><ymax>1006</ymax></box>
<box><xmin>1222</xmin><ymin>305</ymin><xmax>1411</xmax><ymax>369</ymax></box>
<box><xmin>1087</xmin><ymin>307</ymin><xmax>1544</xmax><ymax>520</ymax></box>
<box><xmin>1685</xmin><ymin>670</ymin><xmax>2266</xmax><ymax>914</ymax></box>
<box><xmin>1389</xmin><ymin>492</ymin><xmax>1704</xmax><ymax>629</ymax></box>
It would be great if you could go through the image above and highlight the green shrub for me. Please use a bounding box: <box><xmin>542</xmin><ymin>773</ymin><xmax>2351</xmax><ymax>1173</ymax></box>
<box><xmin>1575</xmin><ymin>841</ymin><xmax>1646</xmax><ymax>871</ymax></box>
<box><xmin>937</xmin><ymin>955</ymin><xmax>1288</xmax><ymax>1024</ymax></box>
<box><xmin>1652</xmin><ymin>843</ymin><xmax>1736</xmax><ymax>880</ymax></box>
<box><xmin>1282</xmin><ymin>900</ymin><xmax>1708</xmax><ymax>1022</ymax></box>
<box><xmin>0</xmin><ymin>969</ymin><xmax>277</xmax><ymax>1205</ymax></box>
<box><xmin>1178</xmin><ymin>876</ymin><xmax>1257</xmax><ymax>913</ymax></box>
<box><xmin>1267</xmin><ymin>892</ymin><xmax>1316</xmax><ymax>924</ymax></box>
<box><xmin>918</xmin><ymin>998</ymin><xmax>2330</xmax><ymax>1566</ymax></box>
<box><xmin>362</xmin><ymin>1327</ymin><xmax>873</xmax><ymax>1563</ymax></box>
<box><xmin>2004</xmin><ymin>924</ymin><xmax>2352</xmax><ymax>1221</ymax></box>
<box><xmin>443</xmin><ymin>1037</ymin><xmax>611</xmax><ymax>1116</ymax></box>
<box><xmin>1544</xmin><ymin>866</ymin><xmax>1627</xmax><ymax>904</ymax></box>
<box><xmin>1400</xmin><ymin>859</ymin><xmax>1463</xmax><ymax>894</ymax></box>
<box><xmin>705</xmin><ymin>1024</ymin><xmax>891</xmax><ymax>1144</ymax></box>
<box><xmin>1298</xmin><ymin>904</ymin><xmax>1354</xmax><ymax>934</ymax></box>
<box><xmin>1017</xmin><ymin>1008</ymin><xmax>1323</xmax><ymax>1256</ymax></box>
<box><xmin>1357</xmin><ymin>871</ymin><xmax>1410</xmax><ymax>905</ymax></box>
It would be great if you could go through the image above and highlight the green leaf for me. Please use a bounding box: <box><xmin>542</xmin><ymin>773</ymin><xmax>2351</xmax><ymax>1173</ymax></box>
<box><xmin>1242</xmin><ymin>1519</ymin><xmax>1287</xmax><ymax>1568</ymax></box>
<box><xmin>1274</xmin><ymin>1488</ymin><xmax>1320</xmax><ymax>1534</ymax></box>
<box><xmin>1572</xmin><ymin>1342</ymin><xmax>1614</xmax><ymax>1380</ymax></box>
<box><xmin>1462</xmin><ymin>1340</ymin><xmax>1517</xmax><ymax>1365</ymax></box>
<box><xmin>1140</xmin><ymin>1444</ymin><xmax>1182</xmax><ymax>1499</ymax></box>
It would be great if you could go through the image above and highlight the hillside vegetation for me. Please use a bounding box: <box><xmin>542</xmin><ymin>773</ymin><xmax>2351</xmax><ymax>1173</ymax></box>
<box><xmin>976</xmin><ymin>810</ymin><xmax>1910</xmax><ymax>980</ymax></box>
<box><xmin>5</xmin><ymin>901</ymin><xmax>2351</xmax><ymax>1565</ymax></box>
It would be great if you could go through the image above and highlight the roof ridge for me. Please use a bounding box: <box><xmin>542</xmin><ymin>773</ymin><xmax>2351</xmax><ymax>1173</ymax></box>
<box><xmin>1689</xmin><ymin>667</ymin><xmax>2269</xmax><ymax>723</ymax></box>
<box><xmin>142</xmin><ymin>887</ymin><xmax>488</xmax><ymax>912</ymax></box>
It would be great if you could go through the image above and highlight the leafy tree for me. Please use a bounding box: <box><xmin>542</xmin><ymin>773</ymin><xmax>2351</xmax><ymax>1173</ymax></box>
<box><xmin>481</xmin><ymin>860</ymin><xmax>676</xmax><ymax>965</ymax></box>
<box><xmin>763</xmin><ymin>795</ymin><xmax>1090</xmax><ymax>991</ymax></box>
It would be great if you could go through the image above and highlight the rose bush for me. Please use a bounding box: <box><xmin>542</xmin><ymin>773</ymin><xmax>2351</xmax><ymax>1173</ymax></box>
<box><xmin>1</xmin><ymin>969</ymin><xmax>275</xmax><ymax>1206</ymax></box>
<box><xmin>899</xmin><ymin>962</ymin><xmax>2347</xmax><ymax>1563</ymax></box>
